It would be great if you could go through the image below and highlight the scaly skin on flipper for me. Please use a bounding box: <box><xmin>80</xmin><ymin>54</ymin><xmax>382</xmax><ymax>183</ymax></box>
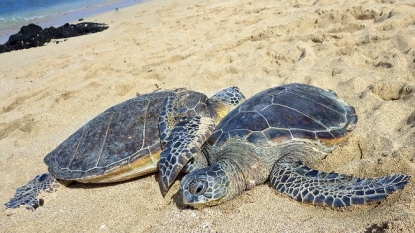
<box><xmin>6</xmin><ymin>91</ymin><xmax>173</xmax><ymax>210</ymax></box>
<box><xmin>44</xmin><ymin>91</ymin><xmax>175</xmax><ymax>182</ymax></box>
<box><xmin>271</xmin><ymin>162</ymin><xmax>411</xmax><ymax>207</ymax></box>
<box><xmin>159</xmin><ymin>89</ymin><xmax>196</xmax><ymax>149</ymax></box>
<box><xmin>181</xmin><ymin>83</ymin><xmax>411</xmax><ymax>207</ymax></box>
<box><xmin>5</xmin><ymin>173</ymin><xmax>63</xmax><ymax>210</ymax></box>
<box><xmin>159</xmin><ymin>87</ymin><xmax>245</xmax><ymax>191</ymax></box>
<box><xmin>159</xmin><ymin>116</ymin><xmax>215</xmax><ymax>192</ymax></box>
<box><xmin>5</xmin><ymin>87</ymin><xmax>245</xmax><ymax>210</ymax></box>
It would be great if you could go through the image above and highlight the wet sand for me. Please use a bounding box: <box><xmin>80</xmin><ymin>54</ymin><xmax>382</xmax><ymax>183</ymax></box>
<box><xmin>1</xmin><ymin>0</ymin><xmax>414</xmax><ymax>232</ymax></box>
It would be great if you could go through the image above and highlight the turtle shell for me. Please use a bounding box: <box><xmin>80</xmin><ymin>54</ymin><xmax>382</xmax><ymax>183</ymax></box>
<box><xmin>208</xmin><ymin>83</ymin><xmax>357</xmax><ymax>149</ymax></box>
<box><xmin>44</xmin><ymin>90</ymin><xmax>209</xmax><ymax>182</ymax></box>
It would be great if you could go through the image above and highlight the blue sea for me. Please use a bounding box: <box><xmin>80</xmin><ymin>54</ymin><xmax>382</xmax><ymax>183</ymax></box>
<box><xmin>0</xmin><ymin>0</ymin><xmax>143</xmax><ymax>43</ymax></box>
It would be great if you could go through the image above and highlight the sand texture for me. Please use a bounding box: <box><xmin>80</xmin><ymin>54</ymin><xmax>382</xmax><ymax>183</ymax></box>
<box><xmin>1</xmin><ymin>0</ymin><xmax>415</xmax><ymax>232</ymax></box>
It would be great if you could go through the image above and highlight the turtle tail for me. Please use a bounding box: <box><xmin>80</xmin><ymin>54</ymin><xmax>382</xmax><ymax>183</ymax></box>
<box><xmin>5</xmin><ymin>173</ymin><xmax>63</xmax><ymax>210</ymax></box>
<box><xmin>270</xmin><ymin>162</ymin><xmax>410</xmax><ymax>207</ymax></box>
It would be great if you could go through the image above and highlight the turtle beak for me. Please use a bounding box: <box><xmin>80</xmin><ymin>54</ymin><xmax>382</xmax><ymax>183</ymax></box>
<box><xmin>182</xmin><ymin>190</ymin><xmax>207</xmax><ymax>206</ymax></box>
<box><xmin>182</xmin><ymin>190</ymin><xmax>194</xmax><ymax>205</ymax></box>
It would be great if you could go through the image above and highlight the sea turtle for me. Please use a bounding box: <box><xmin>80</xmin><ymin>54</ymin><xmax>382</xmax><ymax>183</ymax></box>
<box><xmin>5</xmin><ymin>87</ymin><xmax>245</xmax><ymax>210</ymax></box>
<box><xmin>180</xmin><ymin>83</ymin><xmax>411</xmax><ymax>207</ymax></box>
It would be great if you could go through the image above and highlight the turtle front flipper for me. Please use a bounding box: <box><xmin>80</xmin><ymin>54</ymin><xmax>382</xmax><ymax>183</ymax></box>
<box><xmin>5</xmin><ymin>173</ymin><xmax>66</xmax><ymax>210</ymax></box>
<box><xmin>159</xmin><ymin>89</ymin><xmax>194</xmax><ymax>148</ymax></box>
<box><xmin>159</xmin><ymin>116</ymin><xmax>215</xmax><ymax>192</ymax></box>
<box><xmin>270</xmin><ymin>162</ymin><xmax>411</xmax><ymax>207</ymax></box>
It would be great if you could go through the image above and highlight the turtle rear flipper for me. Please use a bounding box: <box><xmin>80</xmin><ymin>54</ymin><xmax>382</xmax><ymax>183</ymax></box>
<box><xmin>270</xmin><ymin>162</ymin><xmax>411</xmax><ymax>207</ymax></box>
<box><xmin>159</xmin><ymin>116</ymin><xmax>214</xmax><ymax>192</ymax></box>
<box><xmin>5</xmin><ymin>173</ymin><xmax>64</xmax><ymax>210</ymax></box>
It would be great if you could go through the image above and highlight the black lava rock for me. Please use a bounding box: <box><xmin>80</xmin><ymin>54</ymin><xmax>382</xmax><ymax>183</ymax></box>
<box><xmin>0</xmin><ymin>22</ymin><xmax>108</xmax><ymax>53</ymax></box>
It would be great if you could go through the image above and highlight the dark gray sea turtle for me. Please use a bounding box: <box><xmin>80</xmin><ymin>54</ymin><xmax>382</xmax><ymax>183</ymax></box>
<box><xmin>180</xmin><ymin>83</ymin><xmax>411</xmax><ymax>207</ymax></box>
<box><xmin>5</xmin><ymin>87</ymin><xmax>245</xmax><ymax>210</ymax></box>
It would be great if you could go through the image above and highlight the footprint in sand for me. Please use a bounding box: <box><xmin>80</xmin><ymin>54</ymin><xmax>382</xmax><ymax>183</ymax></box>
<box><xmin>0</xmin><ymin>115</ymin><xmax>36</xmax><ymax>140</ymax></box>
<box><xmin>2</xmin><ymin>95</ymin><xmax>32</xmax><ymax>114</ymax></box>
<box><xmin>370</xmin><ymin>82</ymin><xmax>414</xmax><ymax>101</ymax></box>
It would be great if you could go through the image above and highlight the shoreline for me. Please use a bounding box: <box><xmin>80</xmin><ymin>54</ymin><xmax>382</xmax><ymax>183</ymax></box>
<box><xmin>0</xmin><ymin>0</ymin><xmax>146</xmax><ymax>44</ymax></box>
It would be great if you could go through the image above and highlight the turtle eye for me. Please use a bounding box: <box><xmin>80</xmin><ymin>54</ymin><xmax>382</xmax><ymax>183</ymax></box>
<box><xmin>189</xmin><ymin>179</ymin><xmax>208</xmax><ymax>195</ymax></box>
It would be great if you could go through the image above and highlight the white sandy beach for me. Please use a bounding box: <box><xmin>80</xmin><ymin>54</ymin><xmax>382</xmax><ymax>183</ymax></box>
<box><xmin>1</xmin><ymin>0</ymin><xmax>415</xmax><ymax>232</ymax></box>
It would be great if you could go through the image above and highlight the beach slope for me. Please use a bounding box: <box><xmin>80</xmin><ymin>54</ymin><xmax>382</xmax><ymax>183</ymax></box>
<box><xmin>1</xmin><ymin>0</ymin><xmax>414</xmax><ymax>232</ymax></box>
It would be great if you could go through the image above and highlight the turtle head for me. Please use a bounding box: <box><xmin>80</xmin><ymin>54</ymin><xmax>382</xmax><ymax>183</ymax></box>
<box><xmin>207</xmin><ymin>87</ymin><xmax>245</xmax><ymax>124</ymax></box>
<box><xmin>181</xmin><ymin>164</ymin><xmax>230</xmax><ymax>206</ymax></box>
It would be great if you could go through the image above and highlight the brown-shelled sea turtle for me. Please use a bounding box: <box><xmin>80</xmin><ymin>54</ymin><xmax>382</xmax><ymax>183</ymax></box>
<box><xmin>5</xmin><ymin>87</ymin><xmax>245</xmax><ymax>210</ymax></box>
<box><xmin>180</xmin><ymin>83</ymin><xmax>411</xmax><ymax>207</ymax></box>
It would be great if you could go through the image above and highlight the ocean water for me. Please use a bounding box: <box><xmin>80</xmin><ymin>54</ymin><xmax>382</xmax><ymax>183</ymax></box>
<box><xmin>0</xmin><ymin>0</ymin><xmax>143</xmax><ymax>43</ymax></box>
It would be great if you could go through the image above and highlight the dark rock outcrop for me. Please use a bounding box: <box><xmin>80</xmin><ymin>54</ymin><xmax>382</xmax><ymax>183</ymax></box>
<box><xmin>0</xmin><ymin>22</ymin><xmax>109</xmax><ymax>53</ymax></box>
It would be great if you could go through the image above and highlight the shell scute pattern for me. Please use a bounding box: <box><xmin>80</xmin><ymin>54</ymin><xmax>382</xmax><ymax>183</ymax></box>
<box><xmin>246</xmin><ymin>132</ymin><xmax>271</xmax><ymax>147</ymax></box>
<box><xmin>263</xmin><ymin>128</ymin><xmax>292</xmax><ymax>143</ymax></box>
<box><xmin>6</xmin><ymin>87</ymin><xmax>248</xmax><ymax>210</ymax></box>
<box><xmin>182</xmin><ymin>91</ymin><xmax>209</xmax><ymax>117</ymax></box>
<box><xmin>259</xmin><ymin>104</ymin><xmax>326</xmax><ymax>130</ymax></box>
<box><xmin>271</xmin><ymin>92</ymin><xmax>344</xmax><ymax>129</ymax></box>
<box><xmin>181</xmin><ymin>84</ymin><xmax>410</xmax><ymax>208</ymax></box>
<box><xmin>224</xmin><ymin>112</ymin><xmax>269</xmax><ymax>131</ymax></box>
<box><xmin>290</xmin><ymin>129</ymin><xmax>317</xmax><ymax>140</ymax></box>
<box><xmin>210</xmin><ymin>85</ymin><xmax>356</xmax><ymax>149</ymax></box>
<box><xmin>44</xmin><ymin>91</ymin><xmax>170</xmax><ymax>180</ymax></box>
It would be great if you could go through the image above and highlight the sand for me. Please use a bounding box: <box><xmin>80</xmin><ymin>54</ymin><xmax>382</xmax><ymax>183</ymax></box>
<box><xmin>1</xmin><ymin>0</ymin><xmax>414</xmax><ymax>232</ymax></box>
